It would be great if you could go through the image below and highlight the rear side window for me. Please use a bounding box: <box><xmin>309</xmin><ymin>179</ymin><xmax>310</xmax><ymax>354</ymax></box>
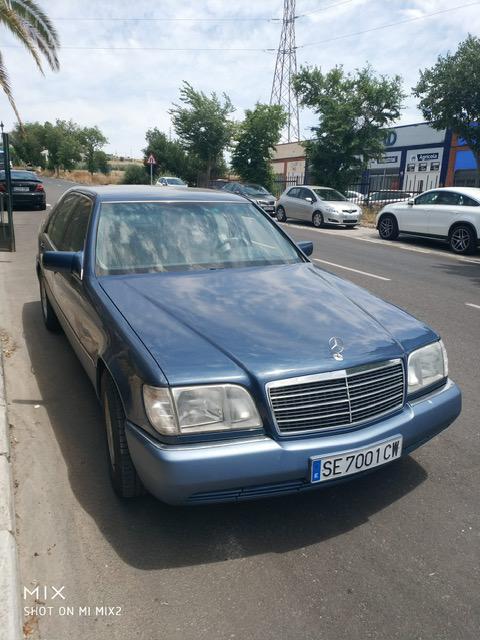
<box><xmin>458</xmin><ymin>194</ymin><xmax>479</xmax><ymax>207</ymax></box>
<box><xmin>288</xmin><ymin>188</ymin><xmax>300</xmax><ymax>198</ymax></box>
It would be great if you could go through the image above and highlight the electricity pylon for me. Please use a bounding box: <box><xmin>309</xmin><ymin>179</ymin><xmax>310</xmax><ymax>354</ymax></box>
<box><xmin>270</xmin><ymin>0</ymin><xmax>300</xmax><ymax>142</ymax></box>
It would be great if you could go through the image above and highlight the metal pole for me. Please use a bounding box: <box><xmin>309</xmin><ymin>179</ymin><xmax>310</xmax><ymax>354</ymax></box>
<box><xmin>2</xmin><ymin>130</ymin><xmax>15</xmax><ymax>252</ymax></box>
<box><xmin>150</xmin><ymin>163</ymin><xmax>153</xmax><ymax>186</ymax></box>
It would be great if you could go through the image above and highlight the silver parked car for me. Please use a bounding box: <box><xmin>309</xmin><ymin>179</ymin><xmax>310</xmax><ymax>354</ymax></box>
<box><xmin>156</xmin><ymin>176</ymin><xmax>188</xmax><ymax>188</ymax></box>
<box><xmin>276</xmin><ymin>186</ymin><xmax>363</xmax><ymax>228</ymax></box>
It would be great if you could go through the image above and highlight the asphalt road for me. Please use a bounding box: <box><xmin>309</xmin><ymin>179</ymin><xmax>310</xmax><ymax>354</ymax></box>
<box><xmin>0</xmin><ymin>177</ymin><xmax>479</xmax><ymax>640</ymax></box>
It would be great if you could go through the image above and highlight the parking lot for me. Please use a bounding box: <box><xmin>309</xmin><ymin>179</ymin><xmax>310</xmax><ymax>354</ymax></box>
<box><xmin>0</xmin><ymin>178</ymin><xmax>479</xmax><ymax>640</ymax></box>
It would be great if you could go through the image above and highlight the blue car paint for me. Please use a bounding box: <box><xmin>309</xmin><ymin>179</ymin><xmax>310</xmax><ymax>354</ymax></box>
<box><xmin>37</xmin><ymin>186</ymin><xmax>462</xmax><ymax>504</ymax></box>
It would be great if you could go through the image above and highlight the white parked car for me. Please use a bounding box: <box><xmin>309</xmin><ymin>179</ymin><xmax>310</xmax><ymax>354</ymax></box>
<box><xmin>276</xmin><ymin>186</ymin><xmax>363</xmax><ymax>228</ymax></box>
<box><xmin>156</xmin><ymin>176</ymin><xmax>188</xmax><ymax>188</ymax></box>
<box><xmin>376</xmin><ymin>187</ymin><xmax>480</xmax><ymax>254</ymax></box>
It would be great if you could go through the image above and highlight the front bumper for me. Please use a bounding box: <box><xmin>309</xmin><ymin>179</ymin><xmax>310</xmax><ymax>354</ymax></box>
<box><xmin>126</xmin><ymin>379</ymin><xmax>461</xmax><ymax>504</ymax></box>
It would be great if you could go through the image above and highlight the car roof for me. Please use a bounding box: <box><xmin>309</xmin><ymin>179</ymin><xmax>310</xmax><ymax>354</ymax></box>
<box><xmin>424</xmin><ymin>186</ymin><xmax>480</xmax><ymax>198</ymax></box>
<box><xmin>297</xmin><ymin>186</ymin><xmax>335</xmax><ymax>190</ymax></box>
<box><xmin>65</xmin><ymin>185</ymin><xmax>246</xmax><ymax>203</ymax></box>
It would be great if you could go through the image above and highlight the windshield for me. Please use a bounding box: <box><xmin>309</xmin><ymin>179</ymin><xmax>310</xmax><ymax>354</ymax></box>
<box><xmin>313</xmin><ymin>188</ymin><xmax>347</xmax><ymax>202</ymax></box>
<box><xmin>96</xmin><ymin>201</ymin><xmax>303</xmax><ymax>275</ymax></box>
<box><xmin>166</xmin><ymin>178</ymin><xmax>186</xmax><ymax>185</ymax></box>
<box><xmin>243</xmin><ymin>184</ymin><xmax>269</xmax><ymax>196</ymax></box>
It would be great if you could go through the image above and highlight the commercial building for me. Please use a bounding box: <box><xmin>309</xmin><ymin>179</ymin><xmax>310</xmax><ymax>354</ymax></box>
<box><xmin>271</xmin><ymin>122</ymin><xmax>479</xmax><ymax>191</ymax></box>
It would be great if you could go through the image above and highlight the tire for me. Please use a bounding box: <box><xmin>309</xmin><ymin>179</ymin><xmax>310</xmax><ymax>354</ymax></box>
<box><xmin>312</xmin><ymin>211</ymin><xmax>324</xmax><ymax>228</ymax></box>
<box><xmin>378</xmin><ymin>214</ymin><xmax>399</xmax><ymax>240</ymax></box>
<box><xmin>39</xmin><ymin>275</ymin><xmax>61</xmax><ymax>332</ymax></box>
<box><xmin>449</xmin><ymin>224</ymin><xmax>477</xmax><ymax>255</ymax></box>
<box><xmin>276</xmin><ymin>205</ymin><xmax>287</xmax><ymax>222</ymax></box>
<box><xmin>102</xmin><ymin>374</ymin><xmax>144</xmax><ymax>498</ymax></box>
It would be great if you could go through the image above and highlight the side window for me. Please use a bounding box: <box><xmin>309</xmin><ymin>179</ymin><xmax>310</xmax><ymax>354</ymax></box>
<box><xmin>47</xmin><ymin>195</ymin><xmax>77</xmax><ymax>249</ymax></box>
<box><xmin>288</xmin><ymin>188</ymin><xmax>300</xmax><ymax>198</ymax></box>
<box><xmin>458</xmin><ymin>194</ymin><xmax>479</xmax><ymax>207</ymax></box>
<box><xmin>415</xmin><ymin>191</ymin><xmax>439</xmax><ymax>205</ymax></box>
<box><xmin>299</xmin><ymin>188</ymin><xmax>315</xmax><ymax>201</ymax></box>
<box><xmin>62</xmin><ymin>196</ymin><xmax>93</xmax><ymax>252</ymax></box>
<box><xmin>434</xmin><ymin>192</ymin><xmax>460</xmax><ymax>206</ymax></box>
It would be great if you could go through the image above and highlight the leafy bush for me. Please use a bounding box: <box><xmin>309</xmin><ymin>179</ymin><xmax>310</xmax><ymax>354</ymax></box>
<box><xmin>122</xmin><ymin>164</ymin><xmax>149</xmax><ymax>184</ymax></box>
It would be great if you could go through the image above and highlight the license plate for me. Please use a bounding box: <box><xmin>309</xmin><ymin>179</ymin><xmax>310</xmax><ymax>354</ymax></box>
<box><xmin>13</xmin><ymin>186</ymin><xmax>29</xmax><ymax>192</ymax></box>
<box><xmin>310</xmin><ymin>436</ymin><xmax>403</xmax><ymax>483</ymax></box>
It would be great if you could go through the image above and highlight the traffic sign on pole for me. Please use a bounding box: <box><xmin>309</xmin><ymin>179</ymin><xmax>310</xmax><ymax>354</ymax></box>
<box><xmin>147</xmin><ymin>154</ymin><xmax>156</xmax><ymax>185</ymax></box>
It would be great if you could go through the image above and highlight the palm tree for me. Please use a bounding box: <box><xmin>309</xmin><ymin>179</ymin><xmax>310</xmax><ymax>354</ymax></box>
<box><xmin>0</xmin><ymin>0</ymin><xmax>59</xmax><ymax>123</ymax></box>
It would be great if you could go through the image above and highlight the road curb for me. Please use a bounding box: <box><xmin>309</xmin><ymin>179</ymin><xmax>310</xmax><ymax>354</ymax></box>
<box><xmin>0</xmin><ymin>348</ymin><xmax>22</xmax><ymax>640</ymax></box>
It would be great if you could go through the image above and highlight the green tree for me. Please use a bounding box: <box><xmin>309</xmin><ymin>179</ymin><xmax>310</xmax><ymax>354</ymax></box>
<box><xmin>94</xmin><ymin>150</ymin><xmax>110</xmax><ymax>175</ymax></box>
<box><xmin>413</xmin><ymin>35</ymin><xmax>480</xmax><ymax>168</ymax></box>
<box><xmin>170</xmin><ymin>82</ymin><xmax>235</xmax><ymax>184</ymax></box>
<box><xmin>293</xmin><ymin>65</ymin><xmax>404</xmax><ymax>191</ymax></box>
<box><xmin>122</xmin><ymin>164</ymin><xmax>149</xmax><ymax>184</ymax></box>
<box><xmin>0</xmin><ymin>1</ymin><xmax>59</xmax><ymax>122</ymax></box>
<box><xmin>43</xmin><ymin>120</ymin><xmax>82</xmax><ymax>175</ymax></box>
<box><xmin>231</xmin><ymin>103</ymin><xmax>286</xmax><ymax>191</ymax></box>
<box><xmin>79</xmin><ymin>126</ymin><xmax>108</xmax><ymax>175</ymax></box>
<box><xmin>10</xmin><ymin>121</ymin><xmax>47</xmax><ymax>167</ymax></box>
<box><xmin>144</xmin><ymin>128</ymin><xmax>200</xmax><ymax>184</ymax></box>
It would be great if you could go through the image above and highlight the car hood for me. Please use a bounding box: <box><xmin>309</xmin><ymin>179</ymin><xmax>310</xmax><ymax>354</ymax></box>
<box><xmin>324</xmin><ymin>201</ymin><xmax>360</xmax><ymax>212</ymax></box>
<box><xmin>99</xmin><ymin>263</ymin><xmax>437</xmax><ymax>386</ymax></box>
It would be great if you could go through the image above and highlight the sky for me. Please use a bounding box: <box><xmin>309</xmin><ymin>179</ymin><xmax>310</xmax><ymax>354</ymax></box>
<box><xmin>1</xmin><ymin>0</ymin><xmax>479</xmax><ymax>157</ymax></box>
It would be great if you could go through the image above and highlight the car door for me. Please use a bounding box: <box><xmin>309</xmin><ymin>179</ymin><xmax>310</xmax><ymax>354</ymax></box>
<box><xmin>42</xmin><ymin>193</ymin><xmax>78</xmax><ymax>303</ymax></box>
<box><xmin>45</xmin><ymin>193</ymin><xmax>100</xmax><ymax>379</ymax></box>
<box><xmin>283</xmin><ymin>187</ymin><xmax>301</xmax><ymax>218</ymax></box>
<box><xmin>296</xmin><ymin>187</ymin><xmax>316</xmax><ymax>222</ymax></box>
<box><xmin>428</xmin><ymin>191</ymin><xmax>462</xmax><ymax>237</ymax></box>
<box><xmin>400</xmin><ymin>191</ymin><xmax>440</xmax><ymax>234</ymax></box>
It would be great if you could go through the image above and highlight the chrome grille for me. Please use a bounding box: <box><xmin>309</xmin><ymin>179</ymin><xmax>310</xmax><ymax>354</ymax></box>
<box><xmin>268</xmin><ymin>360</ymin><xmax>404</xmax><ymax>434</ymax></box>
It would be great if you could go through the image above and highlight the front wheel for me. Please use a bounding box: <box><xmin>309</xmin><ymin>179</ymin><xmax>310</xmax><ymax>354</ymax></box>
<box><xmin>102</xmin><ymin>374</ymin><xmax>144</xmax><ymax>498</ymax></box>
<box><xmin>276</xmin><ymin>206</ymin><xmax>287</xmax><ymax>222</ymax></box>
<box><xmin>312</xmin><ymin>211</ymin><xmax>324</xmax><ymax>228</ymax></box>
<box><xmin>449</xmin><ymin>225</ymin><xmax>476</xmax><ymax>255</ymax></box>
<box><xmin>39</xmin><ymin>275</ymin><xmax>61</xmax><ymax>332</ymax></box>
<box><xmin>378</xmin><ymin>214</ymin><xmax>399</xmax><ymax>240</ymax></box>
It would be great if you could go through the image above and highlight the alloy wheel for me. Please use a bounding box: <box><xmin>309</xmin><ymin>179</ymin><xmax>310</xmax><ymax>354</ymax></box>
<box><xmin>450</xmin><ymin>227</ymin><xmax>471</xmax><ymax>253</ymax></box>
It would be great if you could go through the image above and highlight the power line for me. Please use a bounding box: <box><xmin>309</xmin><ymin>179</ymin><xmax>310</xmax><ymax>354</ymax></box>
<box><xmin>48</xmin><ymin>1</ymin><xmax>356</xmax><ymax>23</ymax></box>
<box><xmin>300</xmin><ymin>1</ymin><xmax>480</xmax><ymax>48</ymax></box>
<box><xmin>298</xmin><ymin>0</ymin><xmax>356</xmax><ymax>18</ymax></box>
<box><xmin>2</xmin><ymin>1</ymin><xmax>478</xmax><ymax>53</ymax></box>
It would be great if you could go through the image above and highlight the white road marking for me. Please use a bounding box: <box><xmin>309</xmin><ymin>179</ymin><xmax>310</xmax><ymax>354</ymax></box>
<box><xmin>281</xmin><ymin>222</ymin><xmax>480</xmax><ymax>264</ymax></box>
<box><xmin>465</xmin><ymin>302</ymin><xmax>480</xmax><ymax>310</ymax></box>
<box><xmin>313</xmin><ymin>258</ymin><xmax>391</xmax><ymax>281</ymax></box>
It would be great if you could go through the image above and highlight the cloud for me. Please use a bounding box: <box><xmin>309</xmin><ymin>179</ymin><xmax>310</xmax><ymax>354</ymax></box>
<box><xmin>0</xmin><ymin>0</ymin><xmax>478</xmax><ymax>155</ymax></box>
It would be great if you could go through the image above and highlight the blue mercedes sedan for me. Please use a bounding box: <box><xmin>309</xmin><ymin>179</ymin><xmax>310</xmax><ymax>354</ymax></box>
<box><xmin>36</xmin><ymin>186</ymin><xmax>461</xmax><ymax>504</ymax></box>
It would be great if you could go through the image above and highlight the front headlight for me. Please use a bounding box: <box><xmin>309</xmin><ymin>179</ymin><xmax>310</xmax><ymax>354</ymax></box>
<box><xmin>324</xmin><ymin>206</ymin><xmax>338</xmax><ymax>214</ymax></box>
<box><xmin>407</xmin><ymin>341</ymin><xmax>448</xmax><ymax>396</ymax></box>
<box><xmin>143</xmin><ymin>384</ymin><xmax>262</xmax><ymax>436</ymax></box>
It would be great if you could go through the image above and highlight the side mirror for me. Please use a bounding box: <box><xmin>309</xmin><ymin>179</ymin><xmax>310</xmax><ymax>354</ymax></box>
<box><xmin>407</xmin><ymin>198</ymin><xmax>415</xmax><ymax>206</ymax></box>
<box><xmin>42</xmin><ymin>251</ymin><xmax>83</xmax><ymax>278</ymax></box>
<box><xmin>297</xmin><ymin>241</ymin><xmax>313</xmax><ymax>256</ymax></box>
<box><xmin>305</xmin><ymin>197</ymin><xmax>313</xmax><ymax>203</ymax></box>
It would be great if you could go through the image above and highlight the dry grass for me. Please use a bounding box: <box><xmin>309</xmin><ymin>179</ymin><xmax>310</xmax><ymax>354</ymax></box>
<box><xmin>40</xmin><ymin>169</ymin><xmax>124</xmax><ymax>185</ymax></box>
<box><xmin>360</xmin><ymin>206</ymin><xmax>379</xmax><ymax>228</ymax></box>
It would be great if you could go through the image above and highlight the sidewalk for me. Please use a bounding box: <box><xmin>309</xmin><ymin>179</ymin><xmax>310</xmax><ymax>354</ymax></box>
<box><xmin>0</xmin><ymin>332</ymin><xmax>22</xmax><ymax>639</ymax></box>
